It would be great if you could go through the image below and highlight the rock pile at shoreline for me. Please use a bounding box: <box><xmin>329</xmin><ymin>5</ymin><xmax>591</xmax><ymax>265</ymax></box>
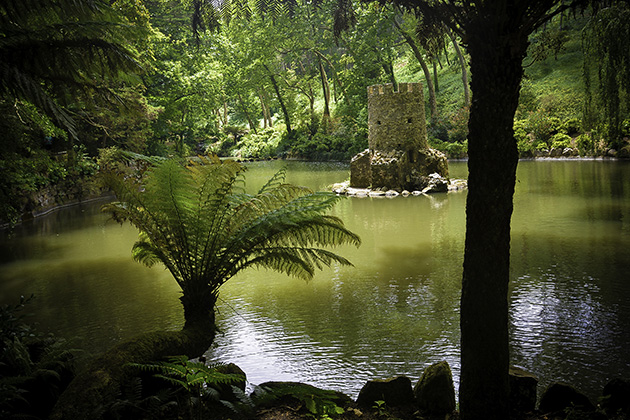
<box><xmin>332</xmin><ymin>176</ymin><xmax>467</xmax><ymax>197</ymax></box>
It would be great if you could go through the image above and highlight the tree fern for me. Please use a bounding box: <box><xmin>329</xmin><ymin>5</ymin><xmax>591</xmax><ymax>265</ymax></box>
<box><xmin>0</xmin><ymin>0</ymin><xmax>143</xmax><ymax>137</ymax></box>
<box><xmin>103</xmin><ymin>155</ymin><xmax>360</xmax><ymax>332</ymax></box>
<box><xmin>129</xmin><ymin>356</ymin><xmax>245</xmax><ymax>394</ymax></box>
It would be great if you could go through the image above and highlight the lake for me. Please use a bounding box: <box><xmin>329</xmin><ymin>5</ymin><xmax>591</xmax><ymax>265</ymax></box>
<box><xmin>1</xmin><ymin>159</ymin><xmax>628</xmax><ymax>401</ymax></box>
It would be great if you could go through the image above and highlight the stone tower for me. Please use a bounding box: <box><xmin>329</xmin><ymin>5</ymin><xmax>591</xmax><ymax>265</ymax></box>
<box><xmin>350</xmin><ymin>82</ymin><xmax>448</xmax><ymax>191</ymax></box>
<box><xmin>367</xmin><ymin>82</ymin><xmax>428</xmax><ymax>152</ymax></box>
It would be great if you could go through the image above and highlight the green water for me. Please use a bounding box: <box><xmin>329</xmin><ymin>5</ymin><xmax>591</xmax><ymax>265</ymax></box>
<box><xmin>1</xmin><ymin>160</ymin><xmax>628</xmax><ymax>400</ymax></box>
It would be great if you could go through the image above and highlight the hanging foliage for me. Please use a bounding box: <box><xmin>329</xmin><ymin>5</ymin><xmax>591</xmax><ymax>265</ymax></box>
<box><xmin>583</xmin><ymin>3</ymin><xmax>630</xmax><ymax>146</ymax></box>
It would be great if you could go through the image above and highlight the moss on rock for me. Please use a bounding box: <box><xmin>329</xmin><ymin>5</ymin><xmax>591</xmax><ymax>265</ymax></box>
<box><xmin>50</xmin><ymin>327</ymin><xmax>214</xmax><ymax>420</ymax></box>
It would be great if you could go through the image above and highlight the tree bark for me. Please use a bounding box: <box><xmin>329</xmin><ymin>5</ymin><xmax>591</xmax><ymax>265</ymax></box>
<box><xmin>258</xmin><ymin>90</ymin><xmax>268</xmax><ymax>128</ymax></box>
<box><xmin>394</xmin><ymin>18</ymin><xmax>438</xmax><ymax>120</ymax></box>
<box><xmin>318</xmin><ymin>57</ymin><xmax>331</xmax><ymax>131</ymax></box>
<box><xmin>312</xmin><ymin>49</ymin><xmax>350</xmax><ymax>106</ymax></box>
<box><xmin>433</xmin><ymin>59</ymin><xmax>439</xmax><ymax>92</ymax></box>
<box><xmin>237</xmin><ymin>92</ymin><xmax>257</xmax><ymax>134</ymax></box>
<box><xmin>180</xmin><ymin>287</ymin><xmax>217</xmax><ymax>333</ymax></box>
<box><xmin>264</xmin><ymin>64</ymin><xmax>292</xmax><ymax>136</ymax></box>
<box><xmin>448</xmin><ymin>29</ymin><xmax>471</xmax><ymax>107</ymax></box>
<box><xmin>459</xmin><ymin>12</ymin><xmax>528</xmax><ymax>420</ymax></box>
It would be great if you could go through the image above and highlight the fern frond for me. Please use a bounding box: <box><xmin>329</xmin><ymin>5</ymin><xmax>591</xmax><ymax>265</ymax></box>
<box><xmin>257</xmin><ymin>168</ymin><xmax>287</xmax><ymax>194</ymax></box>
<box><xmin>0</xmin><ymin>0</ymin><xmax>144</xmax><ymax>137</ymax></box>
<box><xmin>103</xmin><ymin>157</ymin><xmax>360</xmax><ymax>328</ymax></box>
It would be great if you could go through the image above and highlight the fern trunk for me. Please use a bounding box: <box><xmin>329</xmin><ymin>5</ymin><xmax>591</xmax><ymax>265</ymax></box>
<box><xmin>180</xmin><ymin>286</ymin><xmax>217</xmax><ymax>333</ymax></box>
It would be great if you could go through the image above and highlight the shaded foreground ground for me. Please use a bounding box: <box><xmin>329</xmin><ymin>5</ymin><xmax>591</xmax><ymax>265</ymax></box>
<box><xmin>243</xmin><ymin>398</ymin><xmax>613</xmax><ymax>420</ymax></box>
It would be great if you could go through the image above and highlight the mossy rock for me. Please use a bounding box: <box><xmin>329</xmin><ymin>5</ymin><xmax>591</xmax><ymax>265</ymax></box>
<box><xmin>539</xmin><ymin>382</ymin><xmax>594</xmax><ymax>414</ymax></box>
<box><xmin>509</xmin><ymin>366</ymin><xmax>538</xmax><ymax>413</ymax></box>
<box><xmin>253</xmin><ymin>381</ymin><xmax>352</xmax><ymax>417</ymax></box>
<box><xmin>214</xmin><ymin>362</ymin><xmax>247</xmax><ymax>401</ymax></box>
<box><xmin>413</xmin><ymin>361</ymin><xmax>456</xmax><ymax>416</ymax></box>
<box><xmin>50</xmin><ymin>327</ymin><xmax>214</xmax><ymax>420</ymax></box>
<box><xmin>601</xmin><ymin>378</ymin><xmax>630</xmax><ymax>416</ymax></box>
<box><xmin>356</xmin><ymin>376</ymin><xmax>415</xmax><ymax>407</ymax></box>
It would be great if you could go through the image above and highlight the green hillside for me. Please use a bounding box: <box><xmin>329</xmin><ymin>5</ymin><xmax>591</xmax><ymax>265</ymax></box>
<box><xmin>424</xmin><ymin>13</ymin><xmax>630</xmax><ymax>158</ymax></box>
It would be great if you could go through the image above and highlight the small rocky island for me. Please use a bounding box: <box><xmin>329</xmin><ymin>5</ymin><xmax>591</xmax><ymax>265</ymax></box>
<box><xmin>334</xmin><ymin>82</ymin><xmax>466</xmax><ymax>196</ymax></box>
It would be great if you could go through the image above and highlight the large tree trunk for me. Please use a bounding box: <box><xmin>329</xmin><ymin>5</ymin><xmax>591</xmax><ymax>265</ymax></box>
<box><xmin>458</xmin><ymin>12</ymin><xmax>528</xmax><ymax>420</ymax></box>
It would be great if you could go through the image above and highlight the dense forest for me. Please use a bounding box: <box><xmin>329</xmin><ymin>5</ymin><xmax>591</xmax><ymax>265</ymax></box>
<box><xmin>1</xmin><ymin>0</ymin><xmax>629</xmax><ymax>226</ymax></box>
<box><xmin>3</xmin><ymin>2</ymin><xmax>630</xmax><ymax>420</ymax></box>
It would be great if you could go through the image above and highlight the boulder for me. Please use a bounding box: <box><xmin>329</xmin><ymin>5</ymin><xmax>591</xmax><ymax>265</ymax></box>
<box><xmin>332</xmin><ymin>181</ymin><xmax>349</xmax><ymax>195</ymax></box>
<box><xmin>509</xmin><ymin>366</ymin><xmax>538</xmax><ymax>413</ymax></box>
<box><xmin>618</xmin><ymin>145</ymin><xmax>630</xmax><ymax>158</ymax></box>
<box><xmin>349</xmin><ymin>147</ymin><xmax>448</xmax><ymax>192</ymax></box>
<box><xmin>539</xmin><ymin>383</ymin><xmax>595</xmax><ymax>414</ymax></box>
<box><xmin>421</xmin><ymin>173</ymin><xmax>449</xmax><ymax>194</ymax></box>
<box><xmin>415</xmin><ymin>148</ymin><xmax>449</xmax><ymax>179</ymax></box>
<box><xmin>350</xmin><ymin>149</ymin><xmax>372</xmax><ymax>188</ymax></box>
<box><xmin>448</xmin><ymin>179</ymin><xmax>468</xmax><ymax>192</ymax></box>
<box><xmin>356</xmin><ymin>376</ymin><xmax>415</xmax><ymax>407</ymax></box>
<box><xmin>370</xmin><ymin>150</ymin><xmax>404</xmax><ymax>190</ymax></box>
<box><xmin>601</xmin><ymin>378</ymin><xmax>630</xmax><ymax>416</ymax></box>
<box><xmin>413</xmin><ymin>361</ymin><xmax>456</xmax><ymax>416</ymax></box>
<box><xmin>253</xmin><ymin>381</ymin><xmax>351</xmax><ymax>408</ymax></box>
<box><xmin>214</xmin><ymin>363</ymin><xmax>247</xmax><ymax>401</ymax></box>
<box><xmin>562</xmin><ymin>147</ymin><xmax>578</xmax><ymax>157</ymax></box>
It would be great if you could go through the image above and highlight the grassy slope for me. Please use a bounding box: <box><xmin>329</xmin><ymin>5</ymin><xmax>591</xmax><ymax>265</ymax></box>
<box><xmin>395</xmin><ymin>16</ymin><xmax>590</xmax><ymax>128</ymax></box>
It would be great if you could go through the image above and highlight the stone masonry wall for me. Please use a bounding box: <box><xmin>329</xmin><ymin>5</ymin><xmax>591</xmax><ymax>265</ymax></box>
<box><xmin>367</xmin><ymin>83</ymin><xmax>428</xmax><ymax>152</ymax></box>
<box><xmin>350</xmin><ymin>82</ymin><xmax>448</xmax><ymax>192</ymax></box>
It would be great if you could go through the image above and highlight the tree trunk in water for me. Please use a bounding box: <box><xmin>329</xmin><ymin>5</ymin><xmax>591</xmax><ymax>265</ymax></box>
<box><xmin>52</xmin><ymin>292</ymin><xmax>217</xmax><ymax>420</ymax></box>
<box><xmin>459</xmin><ymin>14</ymin><xmax>528</xmax><ymax>420</ymax></box>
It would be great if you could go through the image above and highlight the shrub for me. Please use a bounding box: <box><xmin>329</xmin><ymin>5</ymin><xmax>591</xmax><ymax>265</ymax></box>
<box><xmin>428</xmin><ymin>116</ymin><xmax>450</xmax><ymax>142</ymax></box>
<box><xmin>447</xmin><ymin>107</ymin><xmax>470</xmax><ymax>142</ymax></box>
<box><xmin>233</xmin><ymin>128</ymin><xmax>282</xmax><ymax>159</ymax></box>
<box><xmin>526</xmin><ymin>111</ymin><xmax>562</xmax><ymax>145</ymax></box>
<box><xmin>561</xmin><ymin>118</ymin><xmax>582</xmax><ymax>136</ymax></box>
<box><xmin>513</xmin><ymin>119</ymin><xmax>534</xmax><ymax>156</ymax></box>
<box><xmin>1</xmin><ymin>296</ymin><xmax>77</xmax><ymax>419</ymax></box>
<box><xmin>575</xmin><ymin>132</ymin><xmax>607</xmax><ymax>155</ymax></box>
<box><xmin>550</xmin><ymin>133</ymin><xmax>572</xmax><ymax>149</ymax></box>
<box><xmin>445</xmin><ymin>140</ymin><xmax>468</xmax><ymax>158</ymax></box>
<box><xmin>428</xmin><ymin>138</ymin><xmax>467</xmax><ymax>158</ymax></box>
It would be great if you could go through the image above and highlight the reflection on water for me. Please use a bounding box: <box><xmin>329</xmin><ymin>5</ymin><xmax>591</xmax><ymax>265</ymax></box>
<box><xmin>1</xmin><ymin>160</ymin><xmax>629</xmax><ymax>400</ymax></box>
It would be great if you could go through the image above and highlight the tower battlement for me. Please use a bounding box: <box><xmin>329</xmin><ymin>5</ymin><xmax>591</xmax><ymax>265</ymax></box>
<box><xmin>350</xmin><ymin>82</ymin><xmax>448</xmax><ymax>191</ymax></box>
<box><xmin>367</xmin><ymin>82</ymin><xmax>422</xmax><ymax>97</ymax></box>
<box><xmin>367</xmin><ymin>82</ymin><xmax>427</xmax><ymax>152</ymax></box>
